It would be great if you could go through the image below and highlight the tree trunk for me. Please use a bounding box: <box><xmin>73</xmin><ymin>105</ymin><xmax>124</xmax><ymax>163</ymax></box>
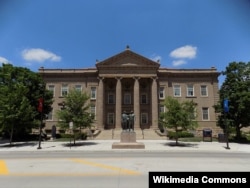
<box><xmin>175</xmin><ymin>127</ymin><xmax>178</xmax><ymax>145</ymax></box>
<box><xmin>9</xmin><ymin>123</ymin><xmax>14</xmax><ymax>145</ymax></box>
<box><xmin>235</xmin><ymin>125</ymin><xmax>241</xmax><ymax>141</ymax></box>
<box><xmin>73</xmin><ymin>132</ymin><xmax>76</xmax><ymax>145</ymax></box>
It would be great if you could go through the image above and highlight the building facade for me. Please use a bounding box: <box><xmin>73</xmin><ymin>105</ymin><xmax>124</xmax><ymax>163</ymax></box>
<box><xmin>39</xmin><ymin>48</ymin><xmax>221</xmax><ymax>135</ymax></box>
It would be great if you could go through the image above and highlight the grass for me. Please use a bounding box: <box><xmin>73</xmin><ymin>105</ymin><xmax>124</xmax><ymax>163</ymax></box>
<box><xmin>177</xmin><ymin>135</ymin><xmax>250</xmax><ymax>143</ymax></box>
<box><xmin>178</xmin><ymin>137</ymin><xmax>217</xmax><ymax>142</ymax></box>
<box><xmin>52</xmin><ymin>137</ymin><xmax>87</xmax><ymax>142</ymax></box>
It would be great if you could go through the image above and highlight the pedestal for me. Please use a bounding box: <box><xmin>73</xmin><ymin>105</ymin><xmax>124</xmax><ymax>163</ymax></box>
<box><xmin>112</xmin><ymin>131</ymin><xmax>145</xmax><ymax>149</ymax></box>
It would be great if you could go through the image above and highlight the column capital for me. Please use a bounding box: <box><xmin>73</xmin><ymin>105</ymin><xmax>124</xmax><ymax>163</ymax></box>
<box><xmin>97</xmin><ymin>77</ymin><xmax>105</xmax><ymax>81</ymax></box>
<box><xmin>151</xmin><ymin>76</ymin><xmax>158</xmax><ymax>80</ymax></box>
<box><xmin>133</xmin><ymin>76</ymin><xmax>140</xmax><ymax>80</ymax></box>
<box><xmin>115</xmin><ymin>77</ymin><xmax>123</xmax><ymax>80</ymax></box>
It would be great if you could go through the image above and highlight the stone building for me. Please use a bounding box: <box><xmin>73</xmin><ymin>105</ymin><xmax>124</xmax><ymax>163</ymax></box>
<box><xmin>39</xmin><ymin>47</ymin><xmax>221</xmax><ymax>137</ymax></box>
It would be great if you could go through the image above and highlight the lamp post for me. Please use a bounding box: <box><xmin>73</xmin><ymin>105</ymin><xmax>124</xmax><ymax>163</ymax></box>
<box><xmin>37</xmin><ymin>84</ymin><xmax>45</xmax><ymax>149</ymax></box>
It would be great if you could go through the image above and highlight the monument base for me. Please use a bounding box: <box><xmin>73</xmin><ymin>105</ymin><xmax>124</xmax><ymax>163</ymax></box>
<box><xmin>112</xmin><ymin>131</ymin><xmax>145</xmax><ymax>149</ymax></box>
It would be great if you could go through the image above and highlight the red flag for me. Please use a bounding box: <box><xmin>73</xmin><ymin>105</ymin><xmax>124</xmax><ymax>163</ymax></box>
<box><xmin>38</xmin><ymin>98</ymin><xmax>44</xmax><ymax>112</ymax></box>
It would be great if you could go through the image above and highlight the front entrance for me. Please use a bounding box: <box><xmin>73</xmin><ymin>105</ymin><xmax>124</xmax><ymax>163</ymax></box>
<box><xmin>103</xmin><ymin>77</ymin><xmax>152</xmax><ymax>130</ymax></box>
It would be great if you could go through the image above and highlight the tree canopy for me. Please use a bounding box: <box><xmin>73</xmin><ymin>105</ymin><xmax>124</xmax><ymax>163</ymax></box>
<box><xmin>0</xmin><ymin>63</ymin><xmax>53</xmax><ymax>143</ymax></box>
<box><xmin>56</xmin><ymin>89</ymin><xmax>94</xmax><ymax>143</ymax></box>
<box><xmin>159</xmin><ymin>96</ymin><xmax>198</xmax><ymax>145</ymax></box>
<box><xmin>214</xmin><ymin>61</ymin><xmax>250</xmax><ymax>141</ymax></box>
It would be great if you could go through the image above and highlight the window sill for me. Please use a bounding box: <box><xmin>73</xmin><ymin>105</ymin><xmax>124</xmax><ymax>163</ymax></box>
<box><xmin>186</xmin><ymin>96</ymin><xmax>197</xmax><ymax>98</ymax></box>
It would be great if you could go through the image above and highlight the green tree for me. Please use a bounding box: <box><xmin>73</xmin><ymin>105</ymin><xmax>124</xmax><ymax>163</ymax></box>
<box><xmin>214</xmin><ymin>62</ymin><xmax>250</xmax><ymax>141</ymax></box>
<box><xmin>56</xmin><ymin>89</ymin><xmax>94</xmax><ymax>145</ymax></box>
<box><xmin>0</xmin><ymin>64</ymin><xmax>53</xmax><ymax>144</ymax></box>
<box><xmin>159</xmin><ymin>96</ymin><xmax>198</xmax><ymax>145</ymax></box>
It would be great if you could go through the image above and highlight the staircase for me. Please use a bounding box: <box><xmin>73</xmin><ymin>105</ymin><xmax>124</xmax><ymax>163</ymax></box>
<box><xmin>92</xmin><ymin>128</ymin><xmax>167</xmax><ymax>140</ymax></box>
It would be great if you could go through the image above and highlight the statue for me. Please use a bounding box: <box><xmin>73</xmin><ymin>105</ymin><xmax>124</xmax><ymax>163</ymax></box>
<box><xmin>128</xmin><ymin>111</ymin><xmax>135</xmax><ymax>131</ymax></box>
<box><xmin>122</xmin><ymin>111</ymin><xmax>129</xmax><ymax>131</ymax></box>
<box><xmin>122</xmin><ymin>110</ymin><xmax>136</xmax><ymax>132</ymax></box>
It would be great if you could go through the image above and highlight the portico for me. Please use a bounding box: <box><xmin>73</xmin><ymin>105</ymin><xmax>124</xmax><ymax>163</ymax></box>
<box><xmin>96</xmin><ymin>75</ymin><xmax>159</xmax><ymax>130</ymax></box>
<box><xmin>95</xmin><ymin>48</ymin><xmax>160</xmax><ymax>130</ymax></box>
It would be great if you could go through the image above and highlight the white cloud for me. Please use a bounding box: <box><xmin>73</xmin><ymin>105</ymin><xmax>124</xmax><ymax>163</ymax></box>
<box><xmin>172</xmin><ymin>60</ymin><xmax>187</xmax><ymax>66</ymax></box>
<box><xmin>22</xmin><ymin>48</ymin><xmax>61</xmax><ymax>62</ymax></box>
<box><xmin>0</xmin><ymin>56</ymin><xmax>10</xmax><ymax>64</ymax></box>
<box><xmin>170</xmin><ymin>45</ymin><xmax>197</xmax><ymax>59</ymax></box>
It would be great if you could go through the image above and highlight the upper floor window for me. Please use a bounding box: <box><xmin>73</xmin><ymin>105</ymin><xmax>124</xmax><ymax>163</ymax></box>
<box><xmin>173</xmin><ymin>85</ymin><xmax>181</xmax><ymax>97</ymax></box>
<box><xmin>187</xmin><ymin>84</ymin><xmax>194</xmax><ymax>97</ymax></box>
<box><xmin>124</xmin><ymin>93</ymin><xmax>131</xmax><ymax>104</ymax></box>
<box><xmin>91</xmin><ymin>87</ymin><xmax>96</xmax><ymax>99</ymax></box>
<box><xmin>108</xmin><ymin>93</ymin><xmax>115</xmax><ymax>104</ymax></box>
<box><xmin>141</xmin><ymin>93</ymin><xmax>147</xmax><ymax>104</ymax></box>
<box><xmin>75</xmin><ymin>85</ymin><xmax>82</xmax><ymax>92</ymax></box>
<box><xmin>200</xmin><ymin>85</ymin><xmax>208</xmax><ymax>96</ymax></box>
<box><xmin>48</xmin><ymin>85</ymin><xmax>55</xmax><ymax>97</ymax></box>
<box><xmin>202</xmin><ymin>107</ymin><xmax>209</xmax><ymax>120</ymax></box>
<box><xmin>61</xmin><ymin>84</ymin><xmax>68</xmax><ymax>97</ymax></box>
<box><xmin>159</xmin><ymin>87</ymin><xmax>165</xmax><ymax>99</ymax></box>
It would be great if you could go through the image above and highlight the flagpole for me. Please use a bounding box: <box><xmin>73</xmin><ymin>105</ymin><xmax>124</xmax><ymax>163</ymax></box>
<box><xmin>37</xmin><ymin>87</ymin><xmax>44</xmax><ymax>149</ymax></box>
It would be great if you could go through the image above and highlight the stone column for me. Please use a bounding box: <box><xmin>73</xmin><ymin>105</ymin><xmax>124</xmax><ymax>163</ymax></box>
<box><xmin>115</xmin><ymin>77</ymin><xmax>122</xmax><ymax>129</ymax></box>
<box><xmin>97</xmin><ymin>77</ymin><xmax>104</xmax><ymax>129</ymax></box>
<box><xmin>151</xmin><ymin>77</ymin><xmax>158</xmax><ymax>129</ymax></box>
<box><xmin>133</xmin><ymin>77</ymin><xmax>140</xmax><ymax>129</ymax></box>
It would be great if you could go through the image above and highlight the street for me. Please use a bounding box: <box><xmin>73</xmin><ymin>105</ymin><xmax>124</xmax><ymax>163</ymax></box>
<box><xmin>1</xmin><ymin>151</ymin><xmax>250</xmax><ymax>188</ymax></box>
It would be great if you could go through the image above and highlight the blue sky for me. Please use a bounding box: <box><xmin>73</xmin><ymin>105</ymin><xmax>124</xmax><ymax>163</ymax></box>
<box><xmin>1</xmin><ymin>0</ymin><xmax>250</xmax><ymax>86</ymax></box>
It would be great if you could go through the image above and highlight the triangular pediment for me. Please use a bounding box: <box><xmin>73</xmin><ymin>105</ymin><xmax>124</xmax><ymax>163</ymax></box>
<box><xmin>96</xmin><ymin>49</ymin><xmax>160</xmax><ymax>69</ymax></box>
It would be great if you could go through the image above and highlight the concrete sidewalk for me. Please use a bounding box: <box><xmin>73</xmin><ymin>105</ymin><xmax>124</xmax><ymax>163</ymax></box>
<box><xmin>0</xmin><ymin>139</ymin><xmax>250</xmax><ymax>153</ymax></box>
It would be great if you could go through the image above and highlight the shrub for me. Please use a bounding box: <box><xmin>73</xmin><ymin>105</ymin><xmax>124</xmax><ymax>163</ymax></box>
<box><xmin>59</xmin><ymin>132</ymin><xmax>87</xmax><ymax>140</ymax></box>
<box><xmin>167</xmin><ymin>131</ymin><xmax>194</xmax><ymax>140</ymax></box>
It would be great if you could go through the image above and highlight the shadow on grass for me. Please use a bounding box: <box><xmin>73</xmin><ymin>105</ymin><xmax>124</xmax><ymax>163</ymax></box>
<box><xmin>163</xmin><ymin>141</ymin><xmax>198</xmax><ymax>148</ymax></box>
<box><xmin>62</xmin><ymin>141</ymin><xmax>99</xmax><ymax>148</ymax></box>
<box><xmin>0</xmin><ymin>141</ymin><xmax>37</xmax><ymax>148</ymax></box>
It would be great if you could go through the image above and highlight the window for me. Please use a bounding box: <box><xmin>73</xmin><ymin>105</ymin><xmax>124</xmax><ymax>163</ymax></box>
<box><xmin>91</xmin><ymin>87</ymin><xmax>96</xmax><ymax>99</ymax></box>
<box><xmin>75</xmin><ymin>85</ymin><xmax>82</xmax><ymax>92</ymax></box>
<box><xmin>124</xmin><ymin>93</ymin><xmax>131</xmax><ymax>104</ymax></box>
<box><xmin>159</xmin><ymin>105</ymin><xmax>165</xmax><ymax>113</ymax></box>
<box><xmin>159</xmin><ymin>87</ymin><xmax>165</xmax><ymax>99</ymax></box>
<box><xmin>200</xmin><ymin>85</ymin><xmax>208</xmax><ymax>96</ymax></box>
<box><xmin>108</xmin><ymin>93</ymin><xmax>115</xmax><ymax>104</ymax></box>
<box><xmin>141</xmin><ymin>113</ymin><xmax>148</xmax><ymax>124</ymax></box>
<box><xmin>61</xmin><ymin>84</ymin><xmax>68</xmax><ymax>96</ymax></box>
<box><xmin>187</xmin><ymin>84</ymin><xmax>194</xmax><ymax>97</ymax></box>
<box><xmin>48</xmin><ymin>85</ymin><xmax>55</xmax><ymax>97</ymax></box>
<box><xmin>141</xmin><ymin>93</ymin><xmax>147</xmax><ymax>104</ymax></box>
<box><xmin>90</xmin><ymin>104</ymin><xmax>96</xmax><ymax>120</ymax></box>
<box><xmin>173</xmin><ymin>85</ymin><xmax>181</xmax><ymax>97</ymax></box>
<box><xmin>202</xmin><ymin>107</ymin><xmax>209</xmax><ymax>120</ymax></box>
<box><xmin>47</xmin><ymin>109</ymin><xmax>53</xmax><ymax>120</ymax></box>
<box><xmin>159</xmin><ymin>105</ymin><xmax>166</xmax><ymax>122</ymax></box>
<box><xmin>189</xmin><ymin>108</ymin><xmax>197</xmax><ymax>120</ymax></box>
<box><xmin>107</xmin><ymin>113</ymin><xmax>114</xmax><ymax>125</ymax></box>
